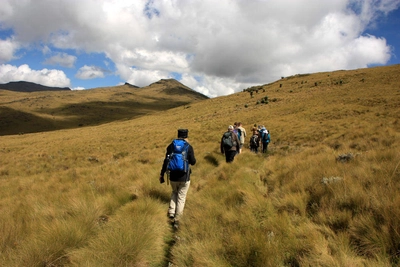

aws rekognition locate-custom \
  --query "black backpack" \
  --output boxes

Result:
[250,134,259,147]
[222,131,235,148]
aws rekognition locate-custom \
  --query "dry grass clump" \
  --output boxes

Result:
[68,198,170,266]
[1,64,399,266]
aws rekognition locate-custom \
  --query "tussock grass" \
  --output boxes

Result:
[69,199,169,266]
[1,65,400,266]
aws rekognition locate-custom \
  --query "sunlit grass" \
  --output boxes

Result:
[1,65,399,266]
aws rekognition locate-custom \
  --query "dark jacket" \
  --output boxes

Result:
[250,132,261,148]
[160,139,196,182]
[220,131,240,153]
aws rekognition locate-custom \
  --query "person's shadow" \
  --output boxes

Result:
[204,153,219,167]
[147,189,170,203]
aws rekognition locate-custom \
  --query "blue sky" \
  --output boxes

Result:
[367,6,400,66]
[0,0,399,97]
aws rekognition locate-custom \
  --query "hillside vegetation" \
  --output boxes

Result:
[0,65,399,266]
[0,79,208,136]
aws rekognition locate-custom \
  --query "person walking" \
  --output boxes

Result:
[260,126,271,153]
[159,129,196,229]
[220,125,240,163]
[237,122,247,153]
[249,127,260,153]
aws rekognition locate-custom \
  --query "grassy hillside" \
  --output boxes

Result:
[0,65,399,266]
[0,81,71,92]
[0,79,208,136]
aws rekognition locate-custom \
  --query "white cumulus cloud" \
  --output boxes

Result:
[72,86,85,90]
[44,52,77,68]
[121,66,169,87]
[0,0,399,97]
[0,37,20,63]
[75,65,106,79]
[0,64,70,87]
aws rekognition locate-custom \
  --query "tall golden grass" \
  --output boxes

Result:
[1,65,399,266]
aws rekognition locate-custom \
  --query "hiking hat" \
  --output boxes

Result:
[228,125,234,131]
[178,129,188,138]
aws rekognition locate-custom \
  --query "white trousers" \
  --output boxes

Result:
[168,180,190,220]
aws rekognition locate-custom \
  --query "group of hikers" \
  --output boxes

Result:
[158,124,270,229]
[220,122,271,163]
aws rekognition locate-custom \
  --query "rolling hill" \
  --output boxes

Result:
[0,79,208,135]
[0,81,71,92]
[0,64,399,266]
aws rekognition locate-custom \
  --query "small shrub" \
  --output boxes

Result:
[261,98,269,104]
[88,156,99,163]
[336,153,354,163]
[113,152,129,160]
[0,168,9,176]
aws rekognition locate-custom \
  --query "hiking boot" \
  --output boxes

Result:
[173,221,179,230]
[168,214,175,219]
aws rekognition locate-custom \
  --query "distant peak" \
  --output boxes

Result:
[150,79,185,87]
[124,82,140,88]
[147,78,209,99]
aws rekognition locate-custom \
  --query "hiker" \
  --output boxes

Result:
[260,126,271,153]
[159,129,196,229]
[233,122,239,154]
[237,122,247,153]
[249,127,260,153]
[233,122,239,137]
[220,125,240,163]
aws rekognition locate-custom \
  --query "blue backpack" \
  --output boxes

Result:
[167,139,190,172]
[260,128,271,143]
[237,128,242,141]
[262,131,270,143]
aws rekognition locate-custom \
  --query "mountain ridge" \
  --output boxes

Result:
[0,81,71,92]
[0,78,208,135]
[0,79,205,98]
